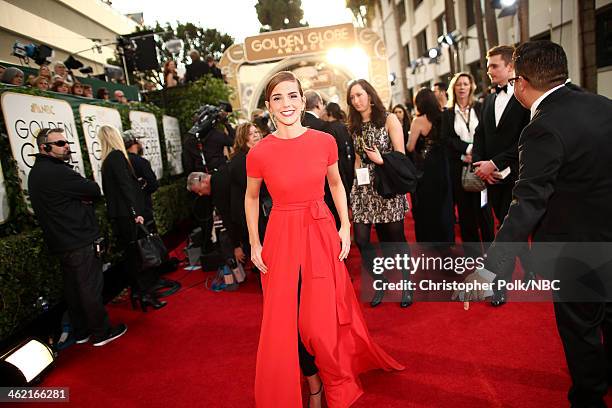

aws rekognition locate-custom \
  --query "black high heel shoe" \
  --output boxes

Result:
[370,277,388,307]
[308,383,323,408]
[400,288,413,308]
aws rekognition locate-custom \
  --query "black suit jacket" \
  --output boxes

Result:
[101,150,144,219]
[472,92,530,183]
[486,87,612,274]
[324,120,355,197]
[184,60,210,83]
[303,112,328,132]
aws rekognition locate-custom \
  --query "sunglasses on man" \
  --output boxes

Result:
[44,140,72,147]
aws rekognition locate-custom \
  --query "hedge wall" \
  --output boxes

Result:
[0,80,228,341]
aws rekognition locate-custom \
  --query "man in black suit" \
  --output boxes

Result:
[456,41,612,408]
[303,90,328,131]
[472,45,532,305]
[184,50,209,83]
[29,128,127,347]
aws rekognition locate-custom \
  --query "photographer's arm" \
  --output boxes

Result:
[245,176,267,272]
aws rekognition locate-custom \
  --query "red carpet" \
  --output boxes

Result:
[26,214,612,408]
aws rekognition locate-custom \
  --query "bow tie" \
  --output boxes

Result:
[495,84,508,94]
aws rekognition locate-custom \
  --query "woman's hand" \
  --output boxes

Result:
[134,216,144,224]
[251,242,268,273]
[234,246,246,264]
[338,224,351,261]
[364,145,384,165]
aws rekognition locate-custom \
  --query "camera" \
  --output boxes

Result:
[188,101,233,140]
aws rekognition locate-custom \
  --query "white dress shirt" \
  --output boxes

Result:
[454,104,479,147]
[529,84,566,120]
[494,83,514,126]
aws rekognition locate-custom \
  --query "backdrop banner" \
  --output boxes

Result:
[0,92,85,197]
[79,104,123,191]
[0,163,9,224]
[129,110,163,179]
[162,115,183,175]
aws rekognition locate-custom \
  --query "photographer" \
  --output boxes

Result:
[28,128,127,347]
[187,171,242,278]
[182,103,235,254]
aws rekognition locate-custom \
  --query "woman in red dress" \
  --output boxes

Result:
[245,71,404,408]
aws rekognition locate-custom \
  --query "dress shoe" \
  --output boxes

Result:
[491,289,507,307]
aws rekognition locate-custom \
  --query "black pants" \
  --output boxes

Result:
[451,165,495,254]
[487,183,513,225]
[298,272,318,376]
[193,194,214,253]
[58,244,110,339]
[354,220,408,280]
[554,302,612,407]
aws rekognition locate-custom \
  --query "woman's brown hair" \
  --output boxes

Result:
[230,122,256,158]
[346,79,386,136]
[264,71,303,102]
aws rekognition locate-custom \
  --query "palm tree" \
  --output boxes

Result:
[444,0,458,74]
[579,0,597,92]
[484,0,499,47]
[517,0,529,43]
[390,0,409,103]
[474,0,490,92]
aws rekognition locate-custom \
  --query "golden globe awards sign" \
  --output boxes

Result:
[0,164,9,224]
[129,111,163,179]
[0,92,85,195]
[79,104,123,190]
[244,23,356,63]
[162,115,183,175]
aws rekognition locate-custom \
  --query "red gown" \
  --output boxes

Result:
[247,129,404,408]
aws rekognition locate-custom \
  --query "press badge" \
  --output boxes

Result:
[356,167,370,186]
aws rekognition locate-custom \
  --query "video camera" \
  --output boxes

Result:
[188,101,233,140]
[12,41,54,65]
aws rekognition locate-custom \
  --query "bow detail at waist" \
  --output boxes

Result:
[273,200,329,222]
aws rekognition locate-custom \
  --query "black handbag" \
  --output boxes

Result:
[136,224,168,270]
[373,151,419,198]
[461,164,486,192]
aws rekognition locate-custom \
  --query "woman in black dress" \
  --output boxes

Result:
[391,103,412,149]
[98,125,166,311]
[407,88,455,244]
[228,122,269,264]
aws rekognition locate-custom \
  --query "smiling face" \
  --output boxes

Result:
[265,80,305,127]
[348,83,371,117]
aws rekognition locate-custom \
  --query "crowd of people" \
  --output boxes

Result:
[18,38,612,407]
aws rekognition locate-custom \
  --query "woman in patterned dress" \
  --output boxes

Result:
[347,79,412,308]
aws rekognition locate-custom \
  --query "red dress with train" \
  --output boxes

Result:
[247,129,404,408]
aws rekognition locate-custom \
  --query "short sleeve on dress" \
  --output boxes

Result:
[326,134,338,166]
[246,148,263,178]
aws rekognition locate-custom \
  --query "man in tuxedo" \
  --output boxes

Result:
[456,41,612,408]
[472,45,532,306]
[303,90,328,131]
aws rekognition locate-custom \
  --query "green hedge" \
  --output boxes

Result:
[0,178,191,341]
[0,83,219,342]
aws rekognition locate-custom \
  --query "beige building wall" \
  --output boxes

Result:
[0,0,140,76]
[373,0,611,104]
